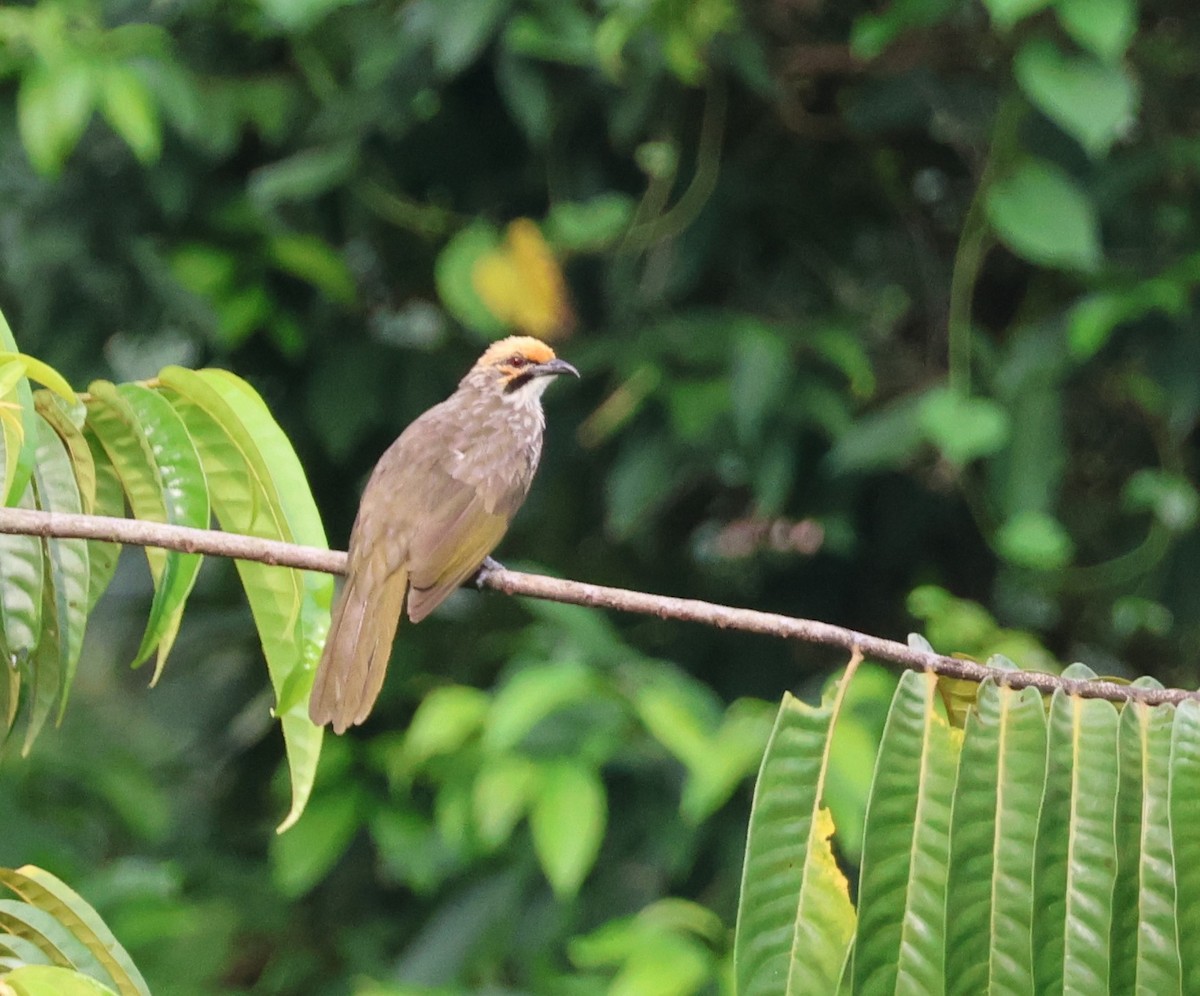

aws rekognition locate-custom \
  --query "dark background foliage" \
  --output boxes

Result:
[1,0,1196,991]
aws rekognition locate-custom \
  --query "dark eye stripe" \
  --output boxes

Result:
[504,371,535,393]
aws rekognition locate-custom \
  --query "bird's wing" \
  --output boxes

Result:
[405,468,512,622]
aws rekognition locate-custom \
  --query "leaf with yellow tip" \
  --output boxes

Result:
[472,219,574,340]
[735,656,861,995]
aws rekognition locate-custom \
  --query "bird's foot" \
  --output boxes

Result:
[475,556,506,587]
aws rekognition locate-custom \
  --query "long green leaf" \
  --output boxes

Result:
[1112,681,1181,993]
[0,866,149,996]
[1,964,119,995]
[1170,700,1200,994]
[35,393,96,514]
[0,929,53,965]
[28,418,89,736]
[0,483,44,668]
[118,383,208,679]
[734,668,858,996]
[946,681,1047,995]
[0,313,39,510]
[85,381,207,675]
[157,366,330,831]
[82,433,124,613]
[1033,669,1121,994]
[1,657,19,743]
[852,669,960,996]
[0,900,104,977]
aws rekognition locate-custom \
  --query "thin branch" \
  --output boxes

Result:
[0,507,1195,708]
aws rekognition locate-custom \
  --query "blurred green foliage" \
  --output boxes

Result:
[0,0,1198,991]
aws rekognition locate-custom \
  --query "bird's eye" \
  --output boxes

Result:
[508,354,528,368]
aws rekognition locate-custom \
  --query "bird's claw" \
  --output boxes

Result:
[475,556,505,587]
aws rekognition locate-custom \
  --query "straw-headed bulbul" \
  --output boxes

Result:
[309,336,578,732]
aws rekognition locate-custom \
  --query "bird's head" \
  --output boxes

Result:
[469,335,579,404]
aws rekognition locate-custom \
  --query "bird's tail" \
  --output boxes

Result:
[308,565,408,733]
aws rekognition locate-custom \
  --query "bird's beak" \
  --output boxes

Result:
[533,357,579,379]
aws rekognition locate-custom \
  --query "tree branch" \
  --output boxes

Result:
[0,507,1194,707]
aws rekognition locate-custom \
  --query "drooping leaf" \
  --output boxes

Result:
[1110,696,1181,994]
[84,381,208,677]
[0,899,104,979]
[0,322,39,509]
[1033,674,1121,994]
[0,484,44,676]
[945,681,1047,994]
[852,669,961,994]
[734,673,858,996]
[28,418,89,732]
[82,432,125,613]
[529,759,606,898]
[156,366,331,832]
[0,964,119,995]
[1171,701,1200,994]
[34,394,95,515]
[0,866,150,996]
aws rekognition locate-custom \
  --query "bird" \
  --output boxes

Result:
[308,335,578,733]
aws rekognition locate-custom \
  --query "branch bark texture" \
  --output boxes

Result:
[1,506,1193,708]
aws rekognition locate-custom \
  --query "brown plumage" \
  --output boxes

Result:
[309,336,578,733]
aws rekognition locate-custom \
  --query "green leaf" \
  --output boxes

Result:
[853,670,960,994]
[985,160,1101,272]
[680,699,773,823]
[946,681,1047,995]
[85,382,207,677]
[1055,0,1135,61]
[0,354,78,407]
[1014,39,1137,157]
[918,387,1010,465]
[1033,686,1121,994]
[483,661,600,752]
[29,419,89,732]
[544,194,636,251]
[270,789,362,897]
[0,337,39,511]
[254,0,358,31]
[0,899,106,980]
[434,222,506,336]
[529,760,606,897]
[82,435,124,613]
[404,685,490,768]
[1067,280,1189,359]
[248,143,358,205]
[1123,469,1199,532]
[731,327,793,444]
[995,510,1075,570]
[734,685,857,996]
[1,965,119,996]
[1171,701,1200,994]
[827,392,926,474]
[1111,699,1181,994]
[0,484,44,673]
[98,64,161,164]
[266,234,356,304]
[980,0,1052,31]
[472,753,538,850]
[157,366,331,832]
[16,60,95,176]
[0,865,150,996]
[35,395,95,515]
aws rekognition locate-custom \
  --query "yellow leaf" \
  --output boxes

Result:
[472,219,574,340]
